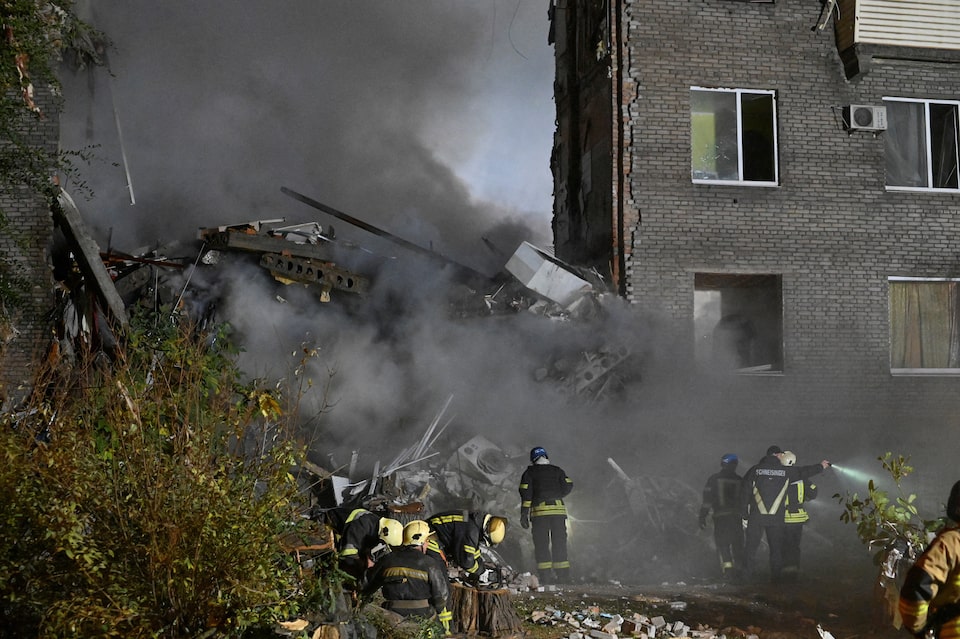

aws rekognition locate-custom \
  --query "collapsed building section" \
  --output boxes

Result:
[198,219,370,302]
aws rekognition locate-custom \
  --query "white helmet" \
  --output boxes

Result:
[780,451,797,466]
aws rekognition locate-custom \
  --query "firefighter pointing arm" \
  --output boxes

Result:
[519,446,574,584]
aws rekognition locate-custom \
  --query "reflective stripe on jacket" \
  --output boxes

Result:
[519,463,573,519]
[784,479,818,524]
[900,524,960,639]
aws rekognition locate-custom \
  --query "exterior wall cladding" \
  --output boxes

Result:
[0,91,56,404]
[551,0,960,482]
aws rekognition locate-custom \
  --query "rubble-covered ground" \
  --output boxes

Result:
[513,565,902,639]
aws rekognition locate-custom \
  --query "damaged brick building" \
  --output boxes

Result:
[549,0,960,474]
[0,90,58,404]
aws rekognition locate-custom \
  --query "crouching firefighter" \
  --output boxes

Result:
[363,520,453,634]
[900,481,960,639]
[426,510,507,583]
[322,506,403,584]
[519,446,574,584]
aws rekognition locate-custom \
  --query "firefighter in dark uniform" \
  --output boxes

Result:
[323,506,403,584]
[426,510,507,581]
[519,446,574,584]
[741,445,829,582]
[780,451,818,581]
[698,453,745,578]
[362,519,452,634]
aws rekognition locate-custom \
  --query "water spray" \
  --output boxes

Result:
[828,462,874,484]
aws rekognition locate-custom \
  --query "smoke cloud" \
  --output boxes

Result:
[55,1,945,584]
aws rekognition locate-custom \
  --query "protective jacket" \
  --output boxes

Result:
[427,510,486,575]
[784,478,818,524]
[742,455,822,525]
[362,545,452,629]
[325,507,382,561]
[900,523,960,639]
[699,466,743,521]
[519,463,573,521]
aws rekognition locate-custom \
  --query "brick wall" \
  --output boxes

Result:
[0,90,57,405]
[616,0,960,478]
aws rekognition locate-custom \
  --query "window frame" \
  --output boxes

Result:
[884,97,960,193]
[690,86,780,187]
[888,276,960,376]
[694,272,784,374]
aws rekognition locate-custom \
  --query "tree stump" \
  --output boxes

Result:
[450,583,523,637]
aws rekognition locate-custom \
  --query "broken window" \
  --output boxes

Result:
[694,273,783,372]
[885,98,960,191]
[690,88,778,186]
[889,278,960,372]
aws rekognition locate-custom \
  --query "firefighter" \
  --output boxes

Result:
[362,519,452,634]
[322,506,403,584]
[741,445,829,582]
[426,510,507,582]
[900,480,960,639]
[780,451,818,581]
[519,446,574,584]
[698,453,745,578]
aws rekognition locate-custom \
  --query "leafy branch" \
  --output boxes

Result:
[833,452,942,564]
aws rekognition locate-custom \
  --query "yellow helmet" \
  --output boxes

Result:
[780,451,797,467]
[402,520,433,546]
[483,514,507,545]
[379,517,403,547]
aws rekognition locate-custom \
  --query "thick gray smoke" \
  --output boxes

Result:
[56,2,918,585]
[59,1,554,274]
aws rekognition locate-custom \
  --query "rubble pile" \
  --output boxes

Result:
[525,600,752,639]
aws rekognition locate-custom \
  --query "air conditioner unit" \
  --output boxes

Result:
[844,105,887,132]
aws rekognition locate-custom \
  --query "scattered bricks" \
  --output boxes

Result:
[588,606,602,616]
[621,619,639,635]
[589,630,618,639]
[644,623,657,637]
[569,633,585,639]
[652,616,667,628]
[603,614,625,634]
[531,610,549,623]
[672,621,686,634]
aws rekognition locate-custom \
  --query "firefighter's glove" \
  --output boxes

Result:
[698,515,707,530]
[520,514,530,529]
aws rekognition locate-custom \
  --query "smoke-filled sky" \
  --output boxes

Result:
[56,0,635,469]
[59,1,555,274]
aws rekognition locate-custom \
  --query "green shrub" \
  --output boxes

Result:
[833,452,942,563]
[0,314,338,637]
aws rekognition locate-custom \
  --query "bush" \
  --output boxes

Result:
[0,314,338,637]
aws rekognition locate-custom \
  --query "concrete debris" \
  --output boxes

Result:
[505,241,594,309]
[44,197,639,414]
[525,601,838,639]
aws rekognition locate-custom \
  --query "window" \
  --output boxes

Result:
[889,278,960,372]
[691,88,778,186]
[885,98,960,192]
[694,273,783,372]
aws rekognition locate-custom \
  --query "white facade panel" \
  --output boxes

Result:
[856,0,960,49]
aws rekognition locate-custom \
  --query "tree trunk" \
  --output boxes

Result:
[450,583,523,637]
